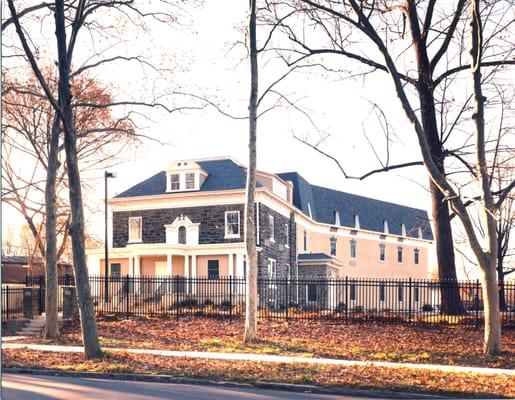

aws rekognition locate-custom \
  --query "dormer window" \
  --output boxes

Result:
[307,202,312,218]
[354,214,360,229]
[185,173,195,189]
[418,227,423,239]
[383,219,389,234]
[170,174,180,191]
[334,211,341,226]
[401,223,407,237]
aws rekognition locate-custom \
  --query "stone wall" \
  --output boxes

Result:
[256,203,296,279]
[113,204,245,247]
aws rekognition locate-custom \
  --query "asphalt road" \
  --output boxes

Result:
[1,373,372,400]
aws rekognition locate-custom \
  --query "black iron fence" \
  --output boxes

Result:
[14,275,515,327]
[1,286,25,322]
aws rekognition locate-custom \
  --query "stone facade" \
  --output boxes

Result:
[257,203,297,279]
[113,204,245,247]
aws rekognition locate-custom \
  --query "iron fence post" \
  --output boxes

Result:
[176,275,180,321]
[408,278,412,323]
[345,276,348,324]
[6,286,10,320]
[39,275,44,314]
[229,275,233,321]
[125,274,130,319]
[286,277,289,322]
[475,279,480,329]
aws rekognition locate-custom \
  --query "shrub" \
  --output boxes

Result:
[335,302,347,312]
[179,298,198,307]
[203,299,214,306]
[351,306,364,313]
[422,304,434,312]
[220,299,232,308]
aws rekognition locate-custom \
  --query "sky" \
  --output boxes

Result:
[2,0,441,270]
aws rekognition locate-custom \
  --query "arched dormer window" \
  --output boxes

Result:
[178,226,187,244]
[354,214,360,229]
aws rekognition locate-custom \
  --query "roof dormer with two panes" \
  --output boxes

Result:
[166,160,208,193]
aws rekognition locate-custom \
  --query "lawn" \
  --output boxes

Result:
[12,316,515,368]
[2,348,513,398]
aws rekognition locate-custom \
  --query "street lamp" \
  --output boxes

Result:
[104,171,115,303]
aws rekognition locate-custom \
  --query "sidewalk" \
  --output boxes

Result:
[3,341,513,376]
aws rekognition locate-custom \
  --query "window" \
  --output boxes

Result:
[185,173,195,189]
[110,263,121,277]
[414,285,419,302]
[128,216,142,242]
[330,237,337,256]
[225,211,240,237]
[350,239,357,259]
[303,230,307,251]
[379,282,385,302]
[267,258,277,279]
[207,260,219,279]
[269,214,275,241]
[178,226,187,244]
[398,283,404,302]
[307,284,317,301]
[397,246,403,263]
[414,248,420,265]
[350,282,356,301]
[379,243,386,261]
[284,223,289,246]
[170,174,180,190]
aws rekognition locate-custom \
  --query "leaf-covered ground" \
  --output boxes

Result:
[3,348,513,398]
[14,317,514,368]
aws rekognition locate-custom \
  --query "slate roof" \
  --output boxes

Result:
[298,253,335,261]
[278,172,433,240]
[115,159,252,198]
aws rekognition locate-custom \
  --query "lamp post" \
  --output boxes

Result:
[104,171,115,303]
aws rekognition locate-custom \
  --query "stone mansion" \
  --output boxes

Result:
[86,157,434,281]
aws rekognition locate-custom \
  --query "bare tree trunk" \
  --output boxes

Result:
[54,0,102,359]
[44,116,61,339]
[497,259,506,312]
[244,0,259,344]
[470,0,501,355]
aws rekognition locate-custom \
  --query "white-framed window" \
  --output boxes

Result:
[414,248,420,265]
[267,258,277,279]
[379,243,386,262]
[269,214,275,241]
[225,211,240,238]
[350,239,357,259]
[284,223,289,247]
[185,173,195,189]
[170,174,180,191]
[330,237,337,256]
[128,216,142,243]
[397,246,403,263]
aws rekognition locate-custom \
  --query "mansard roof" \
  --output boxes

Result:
[115,158,251,198]
[277,172,433,241]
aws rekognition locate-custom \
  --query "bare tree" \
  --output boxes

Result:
[267,0,515,317]
[244,0,259,344]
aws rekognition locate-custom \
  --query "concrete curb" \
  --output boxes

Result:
[3,367,455,398]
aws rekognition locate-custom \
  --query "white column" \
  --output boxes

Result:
[166,254,173,275]
[235,253,244,278]
[228,253,234,277]
[184,255,190,294]
[191,255,197,294]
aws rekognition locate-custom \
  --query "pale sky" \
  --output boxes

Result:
[3,0,438,268]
